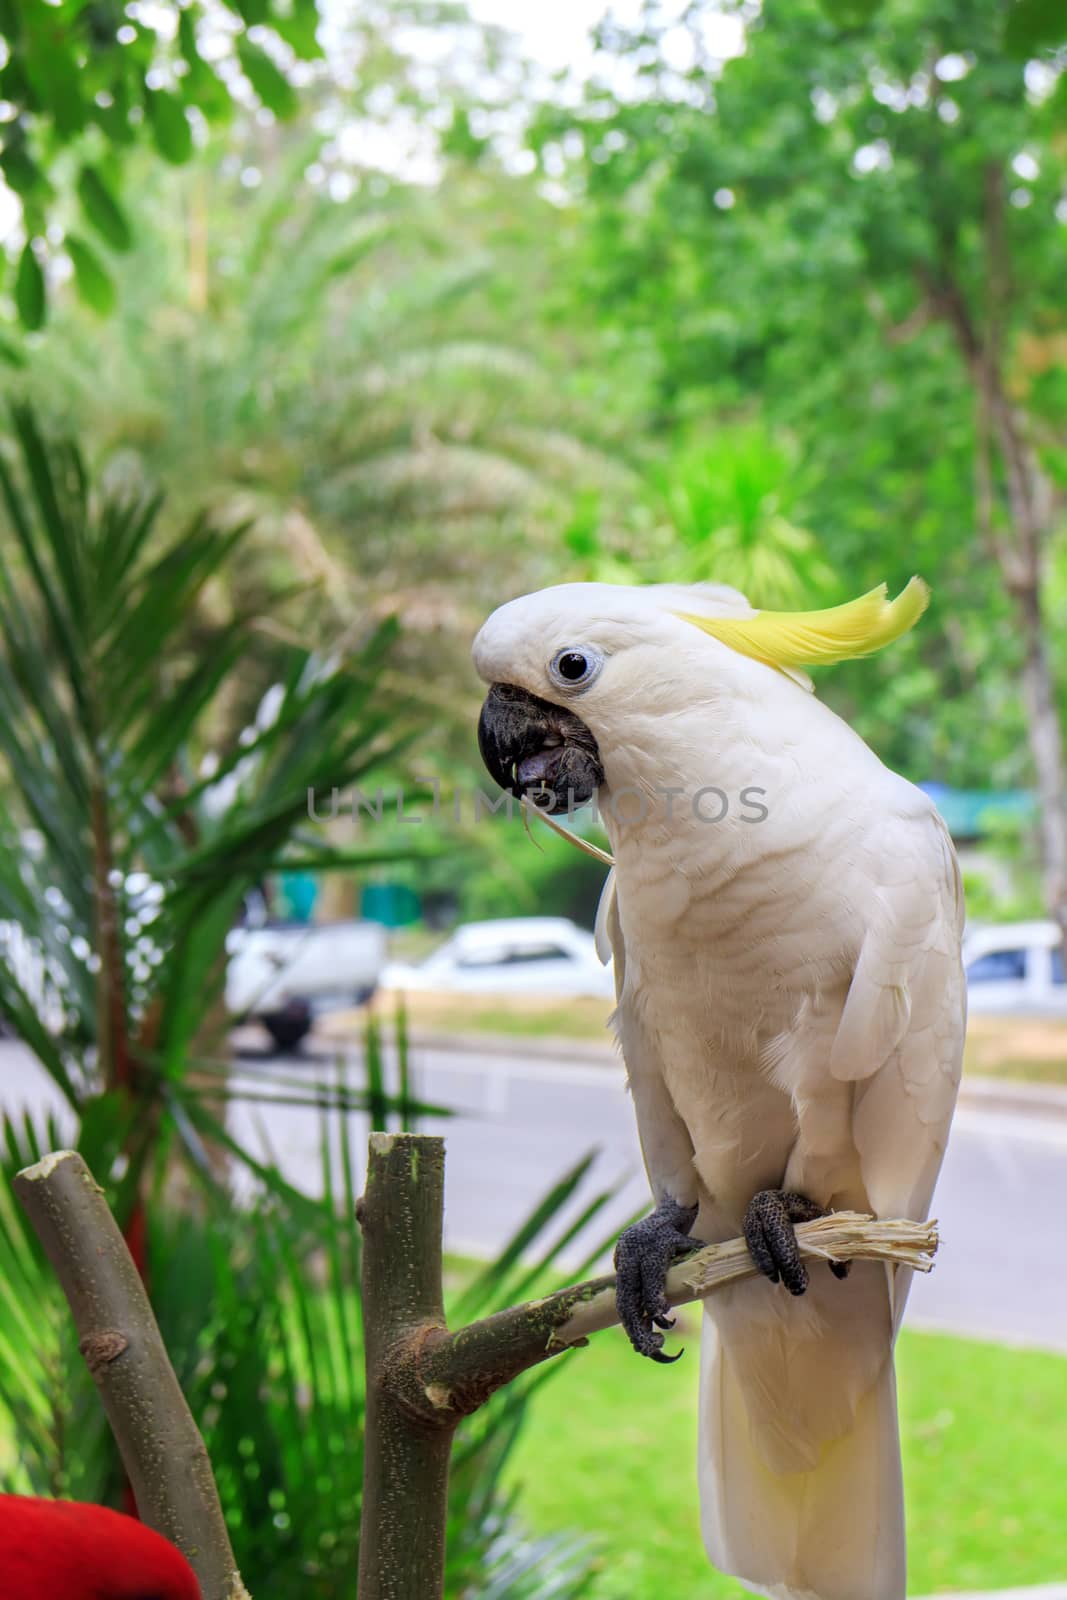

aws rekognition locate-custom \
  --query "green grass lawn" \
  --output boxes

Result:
[962,1015,1067,1086]
[355,990,615,1043]
[506,1320,1067,1598]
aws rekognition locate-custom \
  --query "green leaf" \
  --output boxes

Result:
[144,88,194,164]
[0,332,26,369]
[22,26,86,141]
[815,0,882,21]
[177,8,234,122]
[0,58,33,115]
[1004,0,1067,55]
[92,73,135,146]
[0,1,23,45]
[181,67,234,124]
[237,39,299,119]
[227,0,270,23]
[177,4,203,65]
[76,164,132,253]
[66,235,115,316]
[0,141,46,200]
[270,0,323,61]
[14,242,44,331]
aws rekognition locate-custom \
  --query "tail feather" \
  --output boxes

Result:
[698,1270,905,1600]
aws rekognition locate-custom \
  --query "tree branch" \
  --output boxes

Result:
[13,1150,250,1600]
[413,1196,936,1426]
[866,287,936,346]
[357,1133,939,1600]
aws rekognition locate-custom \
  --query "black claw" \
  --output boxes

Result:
[614,1197,700,1363]
[743,1189,828,1296]
[743,1217,780,1283]
[650,1346,685,1364]
[829,1259,851,1280]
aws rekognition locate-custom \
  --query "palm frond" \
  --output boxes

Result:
[0,407,411,1107]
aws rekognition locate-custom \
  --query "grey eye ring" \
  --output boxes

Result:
[548,646,604,691]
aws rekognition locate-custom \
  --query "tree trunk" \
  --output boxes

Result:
[15,1151,249,1600]
[925,166,1067,952]
[983,380,1067,945]
[1014,578,1067,935]
[357,1134,456,1600]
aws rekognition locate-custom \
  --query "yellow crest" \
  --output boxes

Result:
[675,577,929,671]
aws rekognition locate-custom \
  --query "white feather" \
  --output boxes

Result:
[472,582,966,1600]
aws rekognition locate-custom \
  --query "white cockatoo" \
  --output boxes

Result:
[473,578,965,1600]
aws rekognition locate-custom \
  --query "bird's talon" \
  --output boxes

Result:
[614,1197,699,1362]
[744,1188,827,1296]
[829,1259,851,1280]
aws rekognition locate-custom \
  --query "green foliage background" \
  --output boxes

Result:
[1,0,1066,1594]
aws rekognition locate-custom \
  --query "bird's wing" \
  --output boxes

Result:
[593,865,618,970]
[832,806,965,1228]
[598,865,706,1207]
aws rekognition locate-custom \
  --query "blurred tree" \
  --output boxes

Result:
[648,425,837,605]
[531,0,1067,927]
[0,406,417,1218]
[0,0,321,329]
[0,1,661,937]
[15,120,643,776]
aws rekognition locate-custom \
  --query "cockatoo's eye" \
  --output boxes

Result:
[548,647,603,690]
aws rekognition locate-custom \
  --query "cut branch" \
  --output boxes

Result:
[357,1131,452,1600]
[358,1133,939,1600]
[14,1150,249,1600]
[405,1200,937,1426]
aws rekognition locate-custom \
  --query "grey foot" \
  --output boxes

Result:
[743,1189,829,1295]
[614,1197,701,1363]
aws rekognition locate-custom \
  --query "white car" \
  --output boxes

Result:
[226,916,386,1048]
[963,919,1067,1014]
[380,917,615,999]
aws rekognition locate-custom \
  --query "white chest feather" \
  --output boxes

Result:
[597,703,964,1231]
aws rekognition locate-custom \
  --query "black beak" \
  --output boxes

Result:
[477,683,604,810]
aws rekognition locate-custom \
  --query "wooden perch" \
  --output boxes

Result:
[357,1131,939,1600]
[14,1150,250,1600]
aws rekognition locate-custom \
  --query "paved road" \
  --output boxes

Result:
[3,1037,1066,1352]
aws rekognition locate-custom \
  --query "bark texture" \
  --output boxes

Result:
[357,1133,455,1600]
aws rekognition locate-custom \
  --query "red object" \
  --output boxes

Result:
[123,1199,149,1283]
[0,1495,201,1599]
